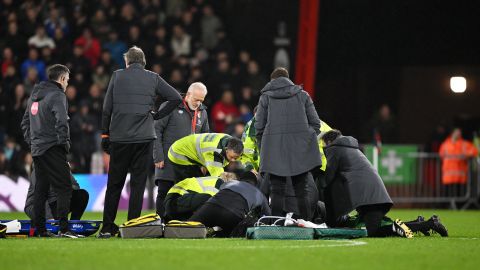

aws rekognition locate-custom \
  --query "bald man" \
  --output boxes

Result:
[153,82,210,217]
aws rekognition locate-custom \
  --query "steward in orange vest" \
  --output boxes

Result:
[439,129,478,185]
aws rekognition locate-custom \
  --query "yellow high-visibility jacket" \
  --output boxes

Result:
[167,176,223,196]
[318,120,333,171]
[239,118,259,171]
[168,133,231,177]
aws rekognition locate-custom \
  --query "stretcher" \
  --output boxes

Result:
[0,220,101,237]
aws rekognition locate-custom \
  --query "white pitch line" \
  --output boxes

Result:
[164,240,368,249]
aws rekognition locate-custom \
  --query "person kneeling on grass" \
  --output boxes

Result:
[322,130,448,238]
[24,165,89,222]
[164,172,237,221]
[189,171,271,237]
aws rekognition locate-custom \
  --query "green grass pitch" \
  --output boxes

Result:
[1,209,480,270]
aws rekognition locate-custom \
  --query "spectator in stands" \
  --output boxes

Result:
[151,44,169,70]
[237,86,257,111]
[171,24,192,57]
[181,10,201,45]
[364,104,398,144]
[66,85,78,116]
[104,32,127,68]
[153,25,169,47]
[28,25,56,49]
[245,60,267,95]
[4,21,27,58]
[44,7,69,38]
[53,26,72,63]
[74,28,101,67]
[236,50,251,78]
[21,7,40,38]
[208,59,234,97]
[213,29,234,58]
[90,9,111,43]
[1,47,16,78]
[92,65,110,90]
[169,68,187,91]
[99,50,116,73]
[0,149,7,175]
[70,101,97,173]
[67,45,91,82]
[23,67,39,96]
[239,104,253,124]
[7,84,28,146]
[211,90,240,132]
[2,65,21,95]
[127,25,150,55]
[117,2,139,40]
[40,47,55,67]
[21,48,46,81]
[68,7,85,37]
[439,128,478,193]
[201,5,222,50]
[85,83,104,128]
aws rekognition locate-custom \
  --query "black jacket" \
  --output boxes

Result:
[21,81,70,157]
[323,136,393,224]
[208,180,271,218]
[255,77,321,176]
[102,64,182,143]
[153,101,209,181]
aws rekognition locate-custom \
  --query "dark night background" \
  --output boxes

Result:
[221,0,480,145]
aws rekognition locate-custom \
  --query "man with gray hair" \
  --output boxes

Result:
[99,46,182,238]
[153,82,210,217]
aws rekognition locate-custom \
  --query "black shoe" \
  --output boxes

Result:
[393,219,414,239]
[37,230,58,238]
[112,224,120,237]
[97,231,112,239]
[429,215,448,237]
[59,231,85,238]
[415,216,431,236]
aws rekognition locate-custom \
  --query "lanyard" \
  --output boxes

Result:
[183,99,198,134]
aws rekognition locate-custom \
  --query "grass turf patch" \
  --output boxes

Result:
[1,209,479,270]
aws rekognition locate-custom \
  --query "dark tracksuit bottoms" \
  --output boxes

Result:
[102,142,153,233]
[50,189,89,220]
[33,145,72,233]
[270,172,311,220]
[356,204,436,237]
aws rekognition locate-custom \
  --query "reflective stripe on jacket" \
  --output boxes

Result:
[239,119,259,171]
[167,176,223,196]
[168,133,231,176]
[439,137,478,184]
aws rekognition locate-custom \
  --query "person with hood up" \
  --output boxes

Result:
[254,67,321,220]
[322,129,448,238]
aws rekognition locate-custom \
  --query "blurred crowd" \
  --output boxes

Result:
[0,0,268,175]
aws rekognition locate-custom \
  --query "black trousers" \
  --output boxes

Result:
[155,180,174,217]
[25,189,89,221]
[189,203,243,237]
[102,142,152,233]
[270,172,311,220]
[33,146,72,233]
[164,193,211,221]
[50,189,89,220]
[357,204,394,237]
